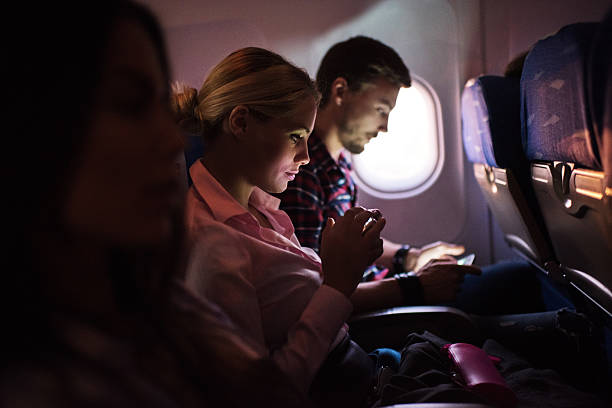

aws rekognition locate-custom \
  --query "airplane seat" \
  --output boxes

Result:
[520,21,612,322]
[461,75,604,391]
[587,9,612,248]
[182,131,206,187]
[461,75,555,269]
[587,8,612,389]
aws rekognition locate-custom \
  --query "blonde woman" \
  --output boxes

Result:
[174,47,387,405]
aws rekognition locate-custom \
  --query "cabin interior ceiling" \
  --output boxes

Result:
[140,0,611,264]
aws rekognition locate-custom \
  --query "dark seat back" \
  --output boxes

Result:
[182,131,206,186]
[461,75,554,266]
[588,10,612,249]
[521,22,612,319]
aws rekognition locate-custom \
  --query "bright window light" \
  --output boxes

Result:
[352,77,443,198]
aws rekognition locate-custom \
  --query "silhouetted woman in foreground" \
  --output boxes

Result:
[1,2,306,407]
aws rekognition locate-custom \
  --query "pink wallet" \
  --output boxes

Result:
[443,343,517,408]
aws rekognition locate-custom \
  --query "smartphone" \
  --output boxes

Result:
[362,216,376,235]
[362,210,382,235]
[456,253,475,266]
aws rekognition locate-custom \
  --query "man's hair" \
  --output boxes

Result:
[504,50,529,78]
[316,36,411,107]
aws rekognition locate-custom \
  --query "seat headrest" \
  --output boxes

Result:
[184,132,206,186]
[461,75,521,168]
[521,22,601,169]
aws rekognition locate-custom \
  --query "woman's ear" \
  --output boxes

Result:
[227,105,249,139]
[331,77,348,107]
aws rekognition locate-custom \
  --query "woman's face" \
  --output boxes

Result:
[244,97,317,194]
[64,19,184,247]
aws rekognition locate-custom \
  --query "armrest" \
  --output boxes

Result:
[382,404,493,408]
[348,306,481,351]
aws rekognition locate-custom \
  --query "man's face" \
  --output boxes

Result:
[337,78,400,154]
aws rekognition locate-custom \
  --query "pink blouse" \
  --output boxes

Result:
[184,159,352,392]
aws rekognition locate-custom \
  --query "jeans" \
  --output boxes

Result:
[448,259,546,315]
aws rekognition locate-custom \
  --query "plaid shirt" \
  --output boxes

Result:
[277,132,357,253]
[278,133,389,281]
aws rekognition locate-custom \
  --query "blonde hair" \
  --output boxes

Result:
[171,47,320,139]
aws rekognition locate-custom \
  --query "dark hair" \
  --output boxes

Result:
[504,50,529,78]
[316,36,411,107]
[3,0,171,360]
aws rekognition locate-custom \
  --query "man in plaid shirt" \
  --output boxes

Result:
[277,36,543,313]
[277,36,471,302]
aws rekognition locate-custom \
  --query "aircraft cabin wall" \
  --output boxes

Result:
[141,0,611,265]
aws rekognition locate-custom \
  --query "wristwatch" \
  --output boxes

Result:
[392,244,411,274]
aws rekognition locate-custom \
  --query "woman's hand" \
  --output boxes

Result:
[320,207,386,298]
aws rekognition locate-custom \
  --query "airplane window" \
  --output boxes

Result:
[351,77,443,199]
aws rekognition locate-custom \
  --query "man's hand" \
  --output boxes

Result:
[405,241,465,272]
[320,207,386,298]
[414,256,481,304]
